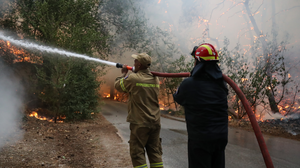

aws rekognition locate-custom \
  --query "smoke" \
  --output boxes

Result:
[102,1,300,72]
[136,0,300,52]
[100,0,300,75]
[0,58,24,149]
[139,0,300,104]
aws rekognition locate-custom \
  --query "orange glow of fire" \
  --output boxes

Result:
[1,40,43,64]
[241,78,248,82]
[28,111,65,123]
[277,100,300,115]
[255,114,264,122]
[102,93,110,98]
[159,102,169,111]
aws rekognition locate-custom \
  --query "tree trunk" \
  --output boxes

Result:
[244,0,280,113]
[110,82,115,100]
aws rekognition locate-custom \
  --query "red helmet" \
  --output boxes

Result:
[194,43,219,62]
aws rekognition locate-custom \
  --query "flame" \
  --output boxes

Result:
[28,111,65,123]
[0,40,42,64]
[29,111,38,117]
[241,78,248,82]
[102,93,110,98]
[159,102,169,111]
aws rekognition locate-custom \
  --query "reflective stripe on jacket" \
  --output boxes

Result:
[114,69,160,125]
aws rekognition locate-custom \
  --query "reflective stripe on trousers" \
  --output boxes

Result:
[134,162,164,168]
[150,162,164,167]
[134,164,147,168]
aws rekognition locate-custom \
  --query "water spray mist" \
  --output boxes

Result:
[0,32,120,67]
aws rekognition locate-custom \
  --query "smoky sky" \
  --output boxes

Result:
[0,58,24,149]
[137,0,300,56]
[103,0,300,90]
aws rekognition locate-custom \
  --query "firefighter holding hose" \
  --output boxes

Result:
[173,43,229,168]
[114,53,164,168]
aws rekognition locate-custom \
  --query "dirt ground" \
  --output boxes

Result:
[0,113,132,168]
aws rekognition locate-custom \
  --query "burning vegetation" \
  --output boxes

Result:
[27,109,66,123]
[0,36,102,122]
[0,40,42,64]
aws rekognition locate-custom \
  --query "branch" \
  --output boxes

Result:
[266,6,300,23]
[285,85,298,116]
[209,0,226,21]
[253,0,264,14]
[218,1,244,19]
[228,110,238,119]
[227,10,242,21]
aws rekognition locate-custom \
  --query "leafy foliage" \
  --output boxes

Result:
[60,61,102,120]
[98,0,148,52]
[0,0,109,121]
[160,55,194,109]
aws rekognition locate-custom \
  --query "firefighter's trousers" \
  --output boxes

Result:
[188,138,227,168]
[129,123,163,168]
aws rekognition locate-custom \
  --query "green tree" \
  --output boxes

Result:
[61,61,102,120]
[1,0,109,121]
[98,0,148,53]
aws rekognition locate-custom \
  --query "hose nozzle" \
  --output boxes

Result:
[116,63,134,71]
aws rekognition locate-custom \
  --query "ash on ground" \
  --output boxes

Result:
[229,114,300,141]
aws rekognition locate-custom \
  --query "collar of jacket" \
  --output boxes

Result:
[190,62,223,80]
[137,68,151,74]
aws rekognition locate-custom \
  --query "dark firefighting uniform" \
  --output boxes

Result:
[173,62,228,168]
[115,68,163,168]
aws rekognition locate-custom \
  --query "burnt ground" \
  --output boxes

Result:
[0,113,132,168]
[0,111,299,168]
[228,119,300,141]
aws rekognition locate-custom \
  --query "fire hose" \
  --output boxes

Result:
[116,63,274,168]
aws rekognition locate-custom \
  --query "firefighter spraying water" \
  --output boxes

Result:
[0,33,274,168]
[115,53,164,168]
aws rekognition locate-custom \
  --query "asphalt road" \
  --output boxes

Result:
[101,99,300,168]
